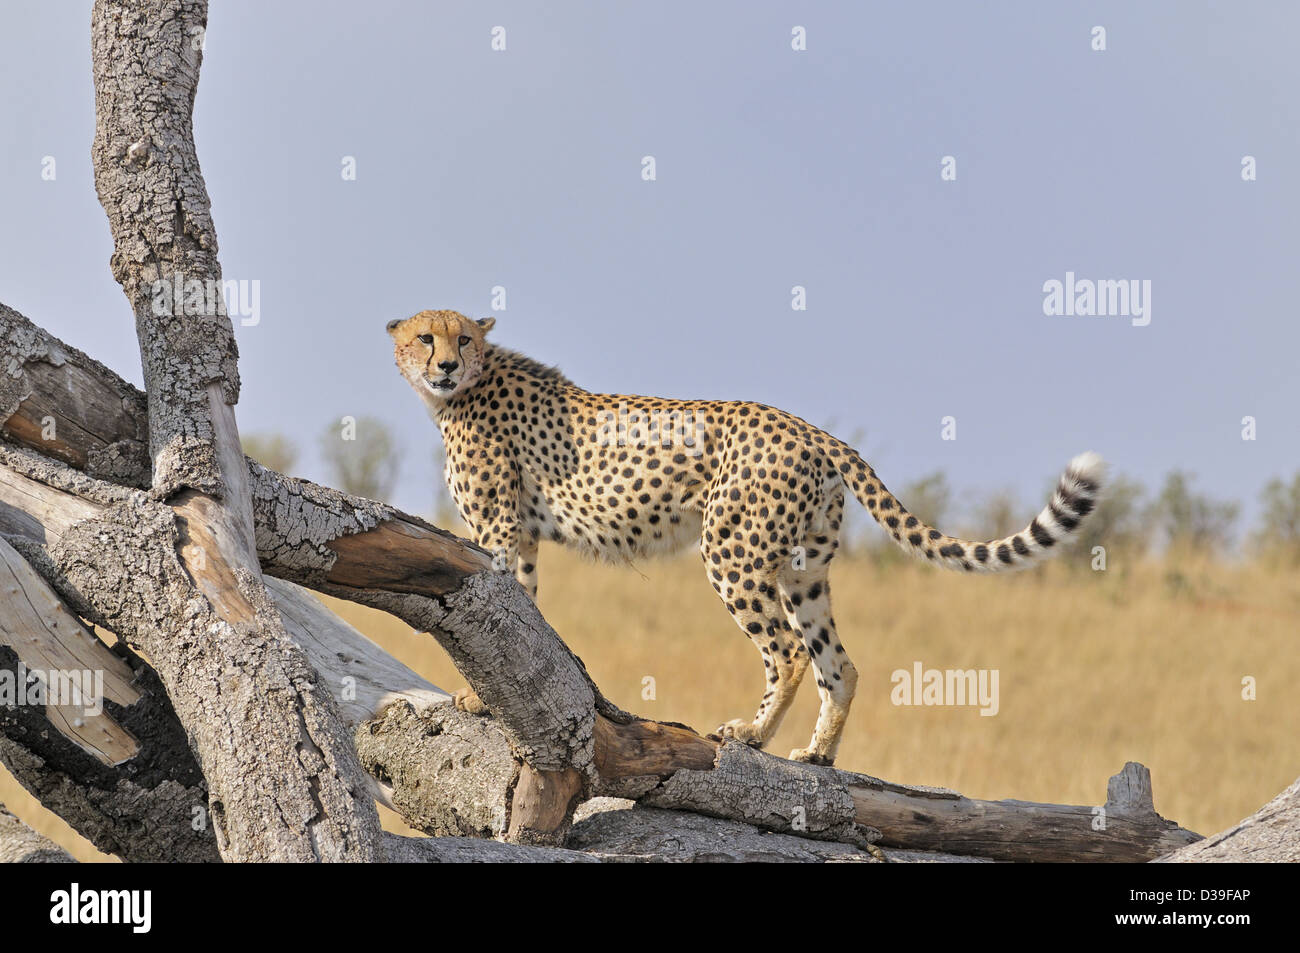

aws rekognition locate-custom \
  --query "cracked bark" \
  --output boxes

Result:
[0,802,75,863]
[358,695,1197,861]
[0,535,218,862]
[0,445,450,859]
[0,450,457,859]
[1155,775,1300,862]
[0,303,149,487]
[85,0,381,860]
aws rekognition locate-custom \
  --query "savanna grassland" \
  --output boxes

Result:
[6,542,1296,862]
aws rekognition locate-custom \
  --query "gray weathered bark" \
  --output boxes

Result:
[571,798,888,863]
[85,0,381,860]
[379,798,980,863]
[358,695,1197,862]
[0,532,218,862]
[0,802,75,863]
[0,303,149,487]
[1155,775,1300,863]
[356,699,516,840]
[0,444,448,858]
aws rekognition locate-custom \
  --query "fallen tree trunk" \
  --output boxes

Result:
[360,698,1198,862]
[0,303,150,488]
[570,798,934,863]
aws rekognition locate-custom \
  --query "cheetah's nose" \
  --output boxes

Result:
[438,360,459,373]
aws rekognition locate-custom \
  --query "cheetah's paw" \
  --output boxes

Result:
[716,719,766,747]
[788,746,834,766]
[454,686,489,716]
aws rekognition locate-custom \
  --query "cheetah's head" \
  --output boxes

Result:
[387,309,495,403]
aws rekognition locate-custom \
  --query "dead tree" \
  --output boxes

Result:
[0,0,1288,864]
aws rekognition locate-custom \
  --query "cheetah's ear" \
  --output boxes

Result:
[385,318,403,337]
[476,316,496,334]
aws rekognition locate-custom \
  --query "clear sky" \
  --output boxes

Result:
[3,1,1297,534]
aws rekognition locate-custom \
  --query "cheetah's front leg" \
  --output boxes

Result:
[515,532,539,600]
[453,462,527,716]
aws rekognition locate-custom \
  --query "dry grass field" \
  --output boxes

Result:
[5,544,1297,862]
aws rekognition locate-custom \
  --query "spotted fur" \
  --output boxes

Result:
[390,310,1106,764]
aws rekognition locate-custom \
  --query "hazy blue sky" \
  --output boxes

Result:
[3,1,1297,534]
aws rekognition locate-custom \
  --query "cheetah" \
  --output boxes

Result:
[388,309,1105,765]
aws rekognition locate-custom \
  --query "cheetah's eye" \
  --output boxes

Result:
[458,335,471,346]
[418,334,433,345]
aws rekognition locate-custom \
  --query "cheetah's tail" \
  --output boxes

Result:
[843,450,1106,573]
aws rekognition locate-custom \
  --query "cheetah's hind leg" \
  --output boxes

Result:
[703,553,809,749]
[780,572,857,766]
